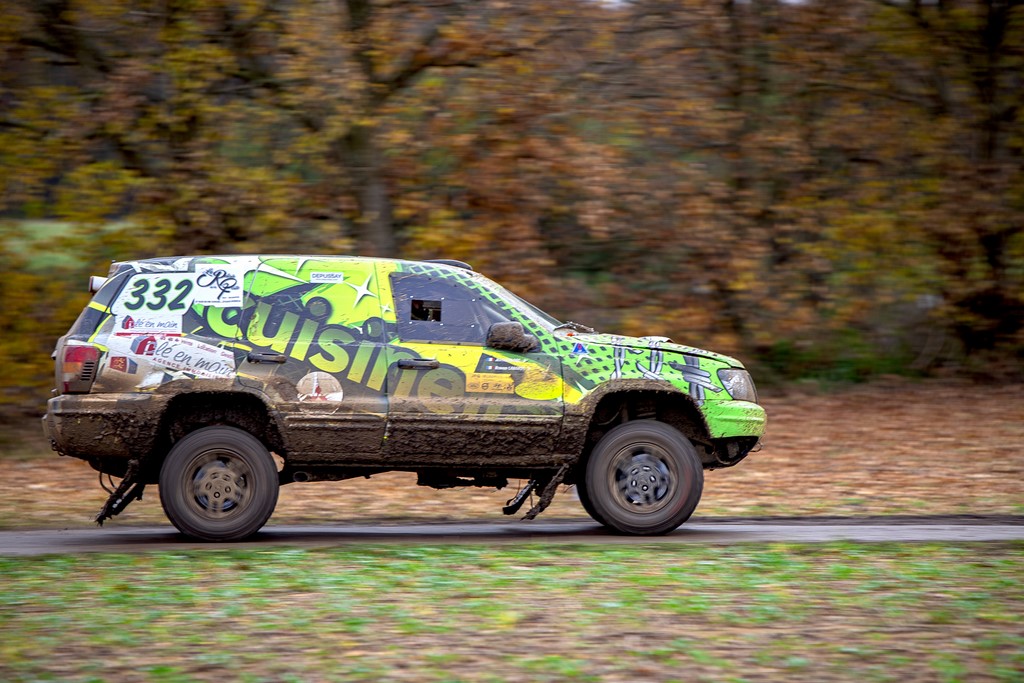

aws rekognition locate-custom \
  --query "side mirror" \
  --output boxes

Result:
[486,321,539,353]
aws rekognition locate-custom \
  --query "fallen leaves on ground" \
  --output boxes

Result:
[1,379,1020,529]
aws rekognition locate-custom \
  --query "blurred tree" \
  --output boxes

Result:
[1,0,302,252]
[564,0,1024,373]
[869,0,1024,357]
[0,0,1022,417]
[284,0,535,255]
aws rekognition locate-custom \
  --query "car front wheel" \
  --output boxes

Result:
[584,420,703,535]
[159,426,279,541]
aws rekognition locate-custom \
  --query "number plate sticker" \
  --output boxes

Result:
[112,274,196,320]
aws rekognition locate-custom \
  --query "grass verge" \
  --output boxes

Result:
[1,542,1022,682]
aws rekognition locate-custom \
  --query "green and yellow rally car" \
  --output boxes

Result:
[44,256,766,541]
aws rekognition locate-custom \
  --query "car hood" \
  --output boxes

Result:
[555,331,743,368]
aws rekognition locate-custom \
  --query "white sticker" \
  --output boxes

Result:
[297,372,344,401]
[194,265,244,307]
[114,314,182,335]
[111,274,196,316]
[108,334,235,379]
[310,272,345,283]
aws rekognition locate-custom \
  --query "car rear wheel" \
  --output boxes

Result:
[159,426,279,541]
[584,420,703,535]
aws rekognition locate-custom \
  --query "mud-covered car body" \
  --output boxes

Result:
[44,256,765,540]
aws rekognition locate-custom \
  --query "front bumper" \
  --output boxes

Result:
[702,399,767,439]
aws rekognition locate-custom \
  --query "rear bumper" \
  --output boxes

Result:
[43,393,167,462]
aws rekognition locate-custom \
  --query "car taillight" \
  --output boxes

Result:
[62,345,100,393]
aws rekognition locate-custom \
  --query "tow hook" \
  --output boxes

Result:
[503,479,537,515]
[522,463,570,521]
[501,463,572,520]
[95,458,146,525]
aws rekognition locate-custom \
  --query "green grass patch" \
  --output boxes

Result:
[0,542,1022,682]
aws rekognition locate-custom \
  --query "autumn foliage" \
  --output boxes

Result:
[1,0,1022,414]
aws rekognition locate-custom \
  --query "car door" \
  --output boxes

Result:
[381,266,563,462]
[238,256,389,463]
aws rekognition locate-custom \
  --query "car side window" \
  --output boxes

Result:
[390,273,506,344]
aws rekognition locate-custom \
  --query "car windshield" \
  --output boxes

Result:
[471,273,562,331]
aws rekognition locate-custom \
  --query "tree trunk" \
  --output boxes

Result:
[336,0,396,257]
[337,123,396,257]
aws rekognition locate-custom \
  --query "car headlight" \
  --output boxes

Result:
[717,368,758,402]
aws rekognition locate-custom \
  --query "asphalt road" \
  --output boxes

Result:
[1,516,1021,556]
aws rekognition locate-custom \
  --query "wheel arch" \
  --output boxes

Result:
[142,391,286,483]
[565,383,713,484]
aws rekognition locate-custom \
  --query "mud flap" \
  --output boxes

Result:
[95,458,146,526]
[522,463,570,521]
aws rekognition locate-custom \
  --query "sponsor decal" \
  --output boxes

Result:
[466,373,516,394]
[475,354,525,375]
[110,334,234,379]
[195,265,244,307]
[131,335,159,356]
[310,272,345,283]
[147,337,235,378]
[296,371,345,402]
[109,356,138,374]
[116,314,183,335]
[571,342,589,355]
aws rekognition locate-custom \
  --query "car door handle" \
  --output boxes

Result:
[397,358,440,370]
[247,351,288,364]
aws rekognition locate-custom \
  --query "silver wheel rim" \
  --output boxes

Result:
[608,444,676,513]
[187,452,251,518]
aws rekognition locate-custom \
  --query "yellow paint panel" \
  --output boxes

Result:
[375,261,401,323]
[398,342,567,403]
[514,365,563,401]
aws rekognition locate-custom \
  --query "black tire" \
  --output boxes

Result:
[584,420,703,535]
[159,426,279,541]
